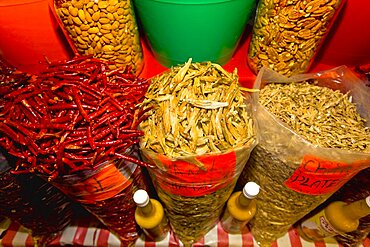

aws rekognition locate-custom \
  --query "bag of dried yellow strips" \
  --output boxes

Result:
[138,59,258,246]
[237,66,370,247]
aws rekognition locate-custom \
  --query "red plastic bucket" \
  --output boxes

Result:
[315,0,370,67]
[0,0,73,73]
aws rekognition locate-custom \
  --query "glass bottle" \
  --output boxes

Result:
[220,182,260,234]
[297,195,370,241]
[332,168,370,247]
[133,189,169,241]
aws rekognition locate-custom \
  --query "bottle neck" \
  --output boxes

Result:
[238,193,252,207]
[140,200,154,216]
[343,198,370,220]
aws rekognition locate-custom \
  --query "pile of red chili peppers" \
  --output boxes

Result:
[0,56,151,180]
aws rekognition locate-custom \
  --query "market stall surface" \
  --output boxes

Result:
[2,217,369,247]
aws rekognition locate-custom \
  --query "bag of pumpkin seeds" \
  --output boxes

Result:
[237,66,370,247]
[138,59,258,246]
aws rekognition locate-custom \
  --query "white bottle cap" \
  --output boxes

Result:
[243,182,260,199]
[133,189,150,207]
[366,195,370,208]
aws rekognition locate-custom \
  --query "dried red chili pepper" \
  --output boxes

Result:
[0,55,151,179]
[0,56,153,245]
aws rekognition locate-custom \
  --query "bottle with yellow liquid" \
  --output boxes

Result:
[133,189,169,241]
[297,195,370,241]
[220,181,260,234]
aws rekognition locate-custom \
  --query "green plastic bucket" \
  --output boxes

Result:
[134,0,256,67]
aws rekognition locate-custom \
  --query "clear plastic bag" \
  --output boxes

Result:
[142,144,257,246]
[53,0,144,75]
[49,150,148,246]
[138,60,258,246]
[237,66,370,246]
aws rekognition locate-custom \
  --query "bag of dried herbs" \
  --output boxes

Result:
[237,66,370,247]
[138,59,258,246]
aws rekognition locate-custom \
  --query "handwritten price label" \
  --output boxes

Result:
[284,155,369,195]
[157,152,237,197]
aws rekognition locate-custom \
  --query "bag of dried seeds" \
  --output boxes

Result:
[248,0,346,77]
[237,66,370,247]
[54,0,144,75]
[138,59,258,246]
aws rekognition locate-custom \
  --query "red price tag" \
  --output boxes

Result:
[156,152,237,197]
[284,155,369,195]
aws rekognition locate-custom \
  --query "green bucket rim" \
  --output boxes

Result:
[145,0,234,5]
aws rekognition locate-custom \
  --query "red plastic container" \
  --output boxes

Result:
[0,0,73,73]
[315,0,370,67]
